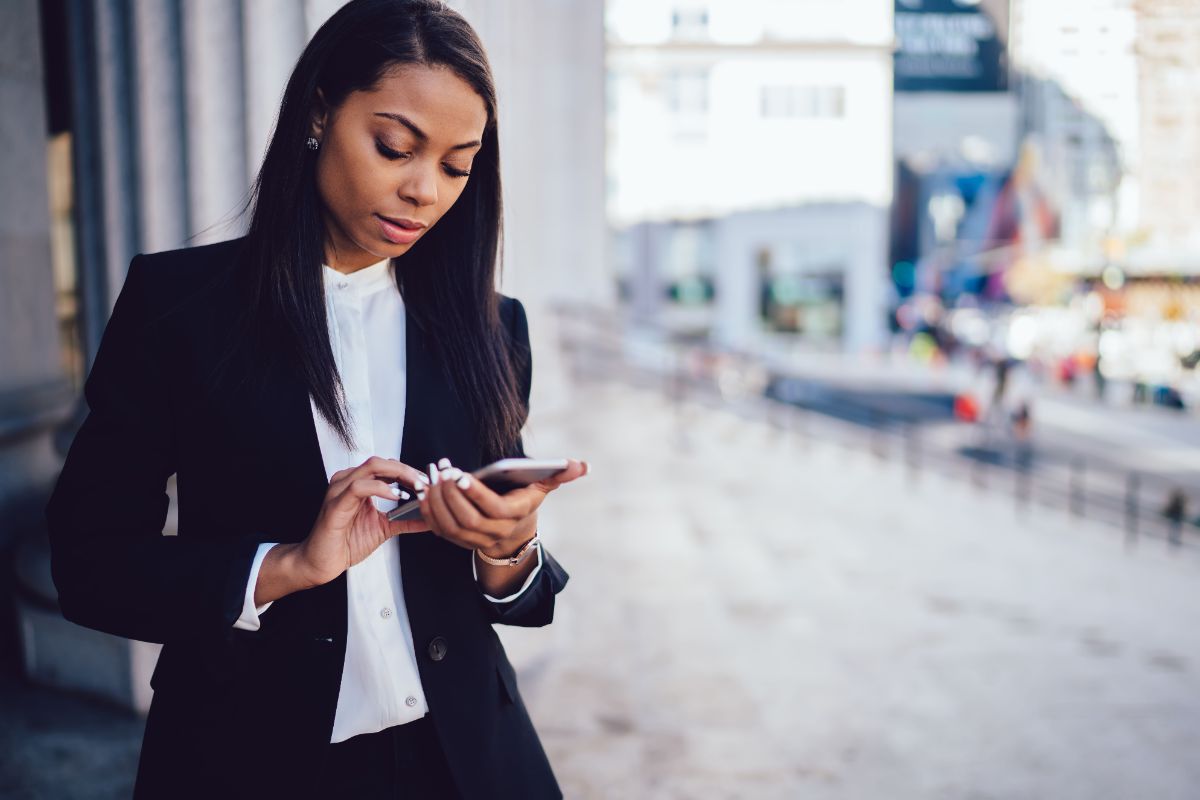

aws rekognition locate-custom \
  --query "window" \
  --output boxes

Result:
[671,7,709,40]
[760,86,845,119]
[665,69,709,115]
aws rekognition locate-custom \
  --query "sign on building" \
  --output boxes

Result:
[895,0,1009,93]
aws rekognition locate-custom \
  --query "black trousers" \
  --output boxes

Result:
[317,715,461,799]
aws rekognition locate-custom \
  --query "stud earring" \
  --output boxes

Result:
[306,136,320,151]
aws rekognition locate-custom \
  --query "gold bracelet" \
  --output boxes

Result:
[475,533,540,567]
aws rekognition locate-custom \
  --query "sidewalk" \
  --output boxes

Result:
[3,372,1198,799]
[516,374,1200,799]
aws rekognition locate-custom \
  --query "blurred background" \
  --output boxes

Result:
[2,0,1199,797]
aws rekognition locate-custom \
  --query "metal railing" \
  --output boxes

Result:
[550,304,1200,552]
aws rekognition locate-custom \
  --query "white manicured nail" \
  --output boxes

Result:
[391,487,402,497]
[457,475,471,490]
[444,467,462,480]
[428,464,439,485]
[417,490,426,501]
[437,457,452,469]
[398,491,411,500]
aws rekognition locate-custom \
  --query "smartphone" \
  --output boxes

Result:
[386,457,570,522]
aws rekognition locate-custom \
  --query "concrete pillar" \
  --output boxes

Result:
[92,0,141,315]
[451,0,609,310]
[132,0,189,252]
[0,0,69,535]
[242,0,307,175]
[182,0,249,243]
[303,0,344,37]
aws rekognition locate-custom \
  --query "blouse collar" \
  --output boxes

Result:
[322,256,395,295]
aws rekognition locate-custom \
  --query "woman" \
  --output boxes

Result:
[45,1,585,797]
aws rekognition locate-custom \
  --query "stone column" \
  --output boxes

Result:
[131,0,190,253]
[242,0,307,175]
[0,0,69,536]
[182,0,249,243]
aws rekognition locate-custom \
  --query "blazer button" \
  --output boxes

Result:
[427,636,448,662]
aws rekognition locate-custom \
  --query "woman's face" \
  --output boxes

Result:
[310,63,488,273]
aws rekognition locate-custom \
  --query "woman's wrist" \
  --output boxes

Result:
[478,520,538,560]
[254,542,325,606]
[477,532,538,563]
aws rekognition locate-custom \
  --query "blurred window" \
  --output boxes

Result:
[760,85,845,119]
[665,69,709,115]
[671,7,709,40]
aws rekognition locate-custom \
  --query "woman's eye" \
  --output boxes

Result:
[375,139,409,161]
[443,164,471,178]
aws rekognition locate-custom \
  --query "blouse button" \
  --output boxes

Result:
[405,696,418,708]
[379,607,393,619]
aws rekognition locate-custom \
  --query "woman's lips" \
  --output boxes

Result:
[376,214,425,245]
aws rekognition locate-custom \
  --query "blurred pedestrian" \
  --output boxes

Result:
[44,2,587,797]
[1163,489,1188,546]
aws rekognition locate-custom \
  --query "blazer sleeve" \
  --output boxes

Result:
[45,254,260,644]
[477,296,570,628]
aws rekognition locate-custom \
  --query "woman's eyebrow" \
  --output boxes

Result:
[373,112,481,150]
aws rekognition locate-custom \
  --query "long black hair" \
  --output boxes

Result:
[236,0,524,462]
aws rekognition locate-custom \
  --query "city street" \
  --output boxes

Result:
[3,371,1199,799]
[509,372,1200,799]
[757,350,1200,535]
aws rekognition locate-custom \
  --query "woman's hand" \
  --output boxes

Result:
[294,456,431,586]
[418,458,589,557]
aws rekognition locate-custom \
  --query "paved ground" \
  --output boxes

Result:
[0,671,142,799]
[3,371,1199,799]
[510,375,1200,799]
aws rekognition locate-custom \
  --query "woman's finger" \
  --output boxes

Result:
[424,484,490,549]
[536,459,589,490]
[442,481,509,536]
[387,517,431,537]
[482,484,549,522]
[337,478,409,509]
[332,456,426,493]
[452,474,529,520]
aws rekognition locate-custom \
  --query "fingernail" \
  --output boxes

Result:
[437,457,452,469]
[391,487,402,497]
[583,461,591,476]
[417,490,426,501]
[428,464,439,485]
[398,491,411,500]
[457,475,471,490]
[445,467,463,480]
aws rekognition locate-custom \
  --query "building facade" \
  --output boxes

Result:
[607,0,895,352]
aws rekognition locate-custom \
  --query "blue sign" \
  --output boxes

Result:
[895,0,1008,93]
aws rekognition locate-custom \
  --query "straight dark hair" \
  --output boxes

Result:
[235,0,525,463]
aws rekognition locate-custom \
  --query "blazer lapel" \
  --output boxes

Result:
[397,311,480,474]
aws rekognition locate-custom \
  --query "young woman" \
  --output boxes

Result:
[45,1,585,797]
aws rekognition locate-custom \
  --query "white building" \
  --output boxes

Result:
[1009,0,1139,254]
[607,0,895,351]
[1133,0,1200,265]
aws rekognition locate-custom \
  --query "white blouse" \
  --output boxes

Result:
[231,255,542,743]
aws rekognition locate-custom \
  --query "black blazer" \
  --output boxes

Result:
[45,237,569,799]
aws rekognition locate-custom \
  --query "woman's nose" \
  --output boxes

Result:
[398,164,438,208]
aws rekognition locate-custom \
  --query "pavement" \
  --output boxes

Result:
[3,367,1200,799]
[511,373,1200,799]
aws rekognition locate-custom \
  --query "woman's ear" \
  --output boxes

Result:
[309,87,329,140]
